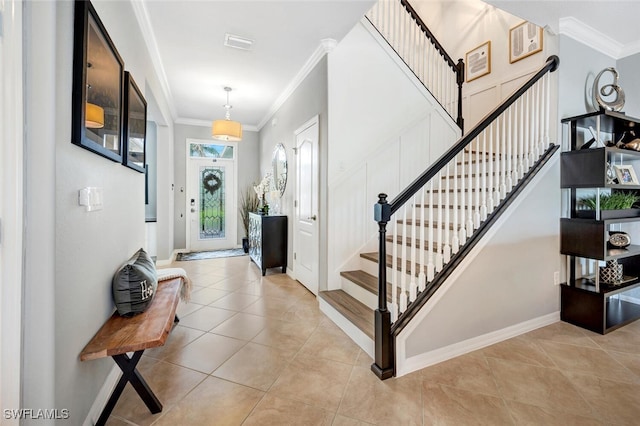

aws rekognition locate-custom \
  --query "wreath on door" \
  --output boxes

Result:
[202,170,222,194]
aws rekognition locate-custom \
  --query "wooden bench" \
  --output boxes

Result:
[80,277,183,426]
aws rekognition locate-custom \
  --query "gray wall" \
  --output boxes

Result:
[618,52,640,118]
[404,158,561,357]
[173,124,260,249]
[558,36,617,123]
[22,1,174,423]
[145,121,158,221]
[258,56,329,283]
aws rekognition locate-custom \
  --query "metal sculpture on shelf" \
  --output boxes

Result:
[592,67,625,112]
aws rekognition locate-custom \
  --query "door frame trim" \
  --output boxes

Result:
[292,115,319,286]
[184,138,238,251]
[1,0,24,416]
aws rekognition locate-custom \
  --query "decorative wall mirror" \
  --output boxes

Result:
[71,0,124,162]
[272,143,287,196]
[123,72,147,173]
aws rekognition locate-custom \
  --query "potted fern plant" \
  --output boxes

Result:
[578,191,640,219]
[239,186,260,253]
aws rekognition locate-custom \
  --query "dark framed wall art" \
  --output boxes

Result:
[123,72,147,173]
[71,0,125,162]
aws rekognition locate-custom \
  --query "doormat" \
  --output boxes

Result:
[176,248,247,261]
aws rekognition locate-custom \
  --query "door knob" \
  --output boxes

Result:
[308,215,317,221]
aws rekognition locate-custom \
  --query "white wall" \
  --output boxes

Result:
[258,56,329,282]
[21,1,174,423]
[413,0,556,130]
[327,21,460,286]
[172,124,260,249]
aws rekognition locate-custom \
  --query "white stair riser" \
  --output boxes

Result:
[318,298,374,358]
[341,276,378,310]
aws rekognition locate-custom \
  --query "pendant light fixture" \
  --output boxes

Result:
[212,86,242,141]
[85,102,105,129]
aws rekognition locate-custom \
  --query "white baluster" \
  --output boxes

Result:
[528,89,535,167]
[459,149,467,244]
[493,118,501,206]
[500,113,507,199]
[466,145,474,238]
[474,138,481,229]
[544,73,550,146]
[418,185,426,292]
[435,170,443,272]
[391,215,398,322]
[519,97,525,178]
[443,163,451,263]
[508,105,515,191]
[452,154,460,254]
[409,195,417,303]
[480,130,488,221]
[400,205,408,313]
[427,180,435,281]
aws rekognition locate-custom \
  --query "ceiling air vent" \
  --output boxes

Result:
[224,33,254,51]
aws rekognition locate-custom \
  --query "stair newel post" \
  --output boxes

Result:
[373,193,394,380]
[456,58,465,132]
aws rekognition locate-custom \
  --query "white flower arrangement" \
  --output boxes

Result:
[253,173,272,199]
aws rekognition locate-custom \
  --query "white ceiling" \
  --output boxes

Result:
[136,0,639,130]
[138,0,375,129]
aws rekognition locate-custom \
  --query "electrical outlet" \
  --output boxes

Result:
[554,271,560,286]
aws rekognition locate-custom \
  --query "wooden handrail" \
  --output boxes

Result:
[400,0,456,69]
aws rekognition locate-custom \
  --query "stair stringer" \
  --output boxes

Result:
[394,151,561,377]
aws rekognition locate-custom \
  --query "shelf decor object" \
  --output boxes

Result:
[560,110,640,334]
[509,21,543,64]
[122,72,147,173]
[72,0,125,162]
[614,165,638,185]
[592,67,625,112]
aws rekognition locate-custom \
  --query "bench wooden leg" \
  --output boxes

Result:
[96,350,162,426]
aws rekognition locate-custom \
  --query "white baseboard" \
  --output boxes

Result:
[318,298,374,358]
[83,365,121,426]
[156,249,184,266]
[396,312,559,377]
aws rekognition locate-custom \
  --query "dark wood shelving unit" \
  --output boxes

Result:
[561,111,640,334]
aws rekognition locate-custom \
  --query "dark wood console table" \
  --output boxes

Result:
[248,213,287,275]
[80,277,182,425]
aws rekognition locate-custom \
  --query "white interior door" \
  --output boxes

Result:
[294,116,319,294]
[186,140,237,251]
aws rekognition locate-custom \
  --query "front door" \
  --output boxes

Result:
[186,139,237,251]
[294,116,319,294]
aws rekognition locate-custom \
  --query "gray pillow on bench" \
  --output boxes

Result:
[112,248,158,317]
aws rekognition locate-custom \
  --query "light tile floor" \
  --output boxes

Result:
[107,256,640,425]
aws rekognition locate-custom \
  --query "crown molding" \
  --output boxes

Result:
[256,38,337,131]
[175,117,258,132]
[559,16,622,59]
[130,0,177,121]
[620,39,640,59]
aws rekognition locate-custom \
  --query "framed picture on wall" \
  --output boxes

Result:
[122,72,147,173]
[509,21,543,63]
[466,41,491,82]
[71,0,125,162]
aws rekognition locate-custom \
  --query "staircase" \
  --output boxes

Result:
[319,0,560,379]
